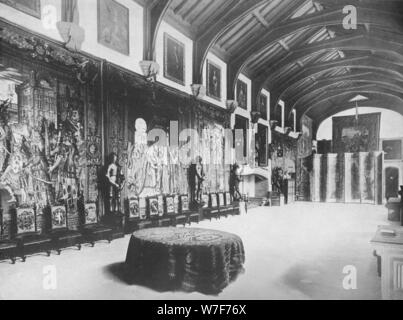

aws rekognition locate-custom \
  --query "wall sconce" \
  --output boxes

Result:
[251,111,261,124]
[270,120,279,129]
[190,84,206,99]
[226,100,238,113]
[288,131,302,139]
[139,60,160,82]
[284,127,292,135]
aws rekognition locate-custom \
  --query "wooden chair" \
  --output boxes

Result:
[13,207,53,262]
[79,203,113,247]
[49,205,83,255]
[0,209,17,264]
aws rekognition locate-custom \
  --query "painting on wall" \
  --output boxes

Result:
[206,60,221,101]
[84,203,98,225]
[98,0,130,55]
[236,80,248,109]
[164,33,185,85]
[259,94,268,120]
[298,115,313,159]
[0,0,41,18]
[51,206,67,230]
[333,113,381,154]
[382,139,402,160]
[16,207,36,234]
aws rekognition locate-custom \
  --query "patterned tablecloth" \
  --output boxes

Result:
[125,227,245,294]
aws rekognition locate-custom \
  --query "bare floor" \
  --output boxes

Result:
[0,203,389,300]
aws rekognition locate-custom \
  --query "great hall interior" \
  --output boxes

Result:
[1,0,403,301]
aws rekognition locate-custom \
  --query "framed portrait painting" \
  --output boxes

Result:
[164,33,185,85]
[382,139,402,160]
[236,79,248,110]
[206,60,221,101]
[98,0,130,55]
[0,0,41,18]
[16,207,36,234]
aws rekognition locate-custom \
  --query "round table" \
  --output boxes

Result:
[125,227,245,294]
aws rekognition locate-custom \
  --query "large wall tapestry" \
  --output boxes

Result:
[311,152,383,204]
[332,113,381,153]
[98,0,130,55]
[0,0,41,18]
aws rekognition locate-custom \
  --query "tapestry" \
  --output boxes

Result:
[332,113,381,153]
[298,115,313,159]
[311,152,383,204]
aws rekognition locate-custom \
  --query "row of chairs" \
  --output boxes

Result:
[0,201,242,264]
[0,205,114,264]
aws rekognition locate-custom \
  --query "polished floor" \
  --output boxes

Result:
[0,203,390,300]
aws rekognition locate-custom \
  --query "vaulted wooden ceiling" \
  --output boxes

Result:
[139,0,403,127]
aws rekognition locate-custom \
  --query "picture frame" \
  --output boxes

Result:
[236,79,248,109]
[84,203,98,225]
[0,0,41,19]
[382,139,402,160]
[128,198,140,219]
[149,197,159,217]
[97,0,130,55]
[164,33,185,85]
[210,193,218,208]
[51,206,67,230]
[139,198,147,220]
[259,93,268,120]
[206,60,221,101]
[16,207,36,234]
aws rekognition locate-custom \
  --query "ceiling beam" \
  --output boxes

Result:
[301,87,403,120]
[228,5,403,102]
[288,73,403,113]
[254,33,403,82]
[144,0,173,60]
